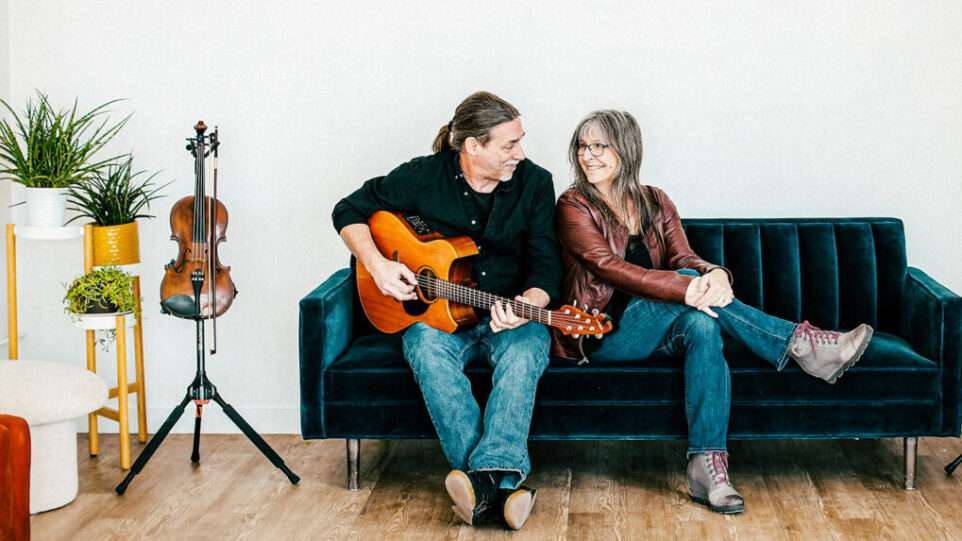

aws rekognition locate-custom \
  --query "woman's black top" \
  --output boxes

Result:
[583,234,654,354]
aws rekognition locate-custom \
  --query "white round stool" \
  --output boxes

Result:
[0,360,108,513]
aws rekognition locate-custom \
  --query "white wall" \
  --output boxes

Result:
[6,1,962,433]
[0,0,7,342]
[0,0,7,101]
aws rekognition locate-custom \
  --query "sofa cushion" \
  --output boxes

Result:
[322,330,940,439]
[327,331,935,402]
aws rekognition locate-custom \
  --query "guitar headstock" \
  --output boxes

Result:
[553,304,613,337]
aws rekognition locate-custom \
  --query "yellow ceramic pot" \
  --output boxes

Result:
[92,221,140,266]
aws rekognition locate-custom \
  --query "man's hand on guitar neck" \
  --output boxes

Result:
[490,288,549,333]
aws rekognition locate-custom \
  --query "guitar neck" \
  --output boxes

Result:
[416,275,552,325]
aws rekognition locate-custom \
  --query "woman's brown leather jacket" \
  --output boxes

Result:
[550,187,731,361]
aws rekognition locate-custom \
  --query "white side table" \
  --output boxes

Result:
[0,360,108,513]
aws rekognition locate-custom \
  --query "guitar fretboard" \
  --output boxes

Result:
[414,274,602,333]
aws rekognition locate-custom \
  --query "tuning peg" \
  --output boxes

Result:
[583,304,590,313]
[595,334,603,339]
[592,308,599,315]
[572,333,581,339]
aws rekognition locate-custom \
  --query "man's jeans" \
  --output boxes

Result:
[402,318,550,490]
[592,270,797,457]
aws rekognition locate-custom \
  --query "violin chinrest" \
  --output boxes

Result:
[161,295,197,319]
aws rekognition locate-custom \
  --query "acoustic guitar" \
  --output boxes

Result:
[356,210,612,337]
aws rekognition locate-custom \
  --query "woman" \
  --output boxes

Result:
[552,110,873,515]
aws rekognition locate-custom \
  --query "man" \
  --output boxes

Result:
[332,91,562,530]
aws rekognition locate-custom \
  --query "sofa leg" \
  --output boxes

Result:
[347,439,360,491]
[904,437,918,490]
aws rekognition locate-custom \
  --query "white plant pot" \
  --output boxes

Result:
[25,187,69,227]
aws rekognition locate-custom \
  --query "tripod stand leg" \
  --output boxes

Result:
[946,452,962,475]
[116,393,192,495]
[191,404,204,463]
[212,392,300,485]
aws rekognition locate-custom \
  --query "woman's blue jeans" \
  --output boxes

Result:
[402,318,550,490]
[591,269,797,457]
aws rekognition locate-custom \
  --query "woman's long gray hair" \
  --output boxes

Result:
[568,110,661,235]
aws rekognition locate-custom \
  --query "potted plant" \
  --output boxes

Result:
[67,156,169,266]
[0,91,128,227]
[63,266,137,315]
[64,266,139,351]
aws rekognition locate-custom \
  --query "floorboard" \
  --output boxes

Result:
[27,435,962,540]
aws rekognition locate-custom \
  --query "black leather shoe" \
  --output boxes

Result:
[445,470,499,526]
[496,486,537,530]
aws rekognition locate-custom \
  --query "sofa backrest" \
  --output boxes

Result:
[682,218,907,333]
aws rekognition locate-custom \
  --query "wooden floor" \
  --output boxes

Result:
[28,434,962,540]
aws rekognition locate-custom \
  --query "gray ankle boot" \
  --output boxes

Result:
[687,451,744,514]
[788,321,873,384]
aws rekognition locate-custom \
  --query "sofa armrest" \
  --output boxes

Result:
[299,267,354,439]
[902,267,962,435]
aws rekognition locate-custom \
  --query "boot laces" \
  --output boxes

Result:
[706,451,731,486]
[795,321,839,346]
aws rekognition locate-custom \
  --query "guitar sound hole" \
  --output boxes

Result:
[401,298,430,317]
[401,267,438,318]
[417,268,439,301]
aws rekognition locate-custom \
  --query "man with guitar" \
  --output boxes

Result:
[332,92,562,530]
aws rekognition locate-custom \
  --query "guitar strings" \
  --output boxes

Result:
[412,273,605,332]
[414,273,548,322]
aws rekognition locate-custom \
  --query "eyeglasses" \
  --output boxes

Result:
[577,143,609,157]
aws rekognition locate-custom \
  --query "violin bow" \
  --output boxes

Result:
[209,127,220,354]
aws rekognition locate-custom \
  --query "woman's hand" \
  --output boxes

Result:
[703,268,734,306]
[684,269,733,318]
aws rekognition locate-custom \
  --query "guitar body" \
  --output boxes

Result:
[357,211,480,334]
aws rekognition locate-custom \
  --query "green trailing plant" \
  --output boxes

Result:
[63,266,137,315]
[63,266,139,351]
[0,91,129,188]
[67,156,171,225]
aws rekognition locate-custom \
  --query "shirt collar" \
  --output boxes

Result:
[449,150,518,193]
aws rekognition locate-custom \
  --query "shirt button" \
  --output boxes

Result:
[481,271,487,276]
[477,245,482,251]
[463,191,469,196]
[470,219,477,225]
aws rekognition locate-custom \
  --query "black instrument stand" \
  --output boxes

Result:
[946,454,962,475]
[117,270,299,494]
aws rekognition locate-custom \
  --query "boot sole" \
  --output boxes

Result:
[503,489,537,530]
[445,470,477,525]
[827,325,874,384]
[690,494,745,515]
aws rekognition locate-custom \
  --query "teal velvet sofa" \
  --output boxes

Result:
[300,217,962,490]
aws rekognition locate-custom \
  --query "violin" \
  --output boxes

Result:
[160,121,237,322]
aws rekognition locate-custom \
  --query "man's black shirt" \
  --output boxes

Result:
[332,150,562,302]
